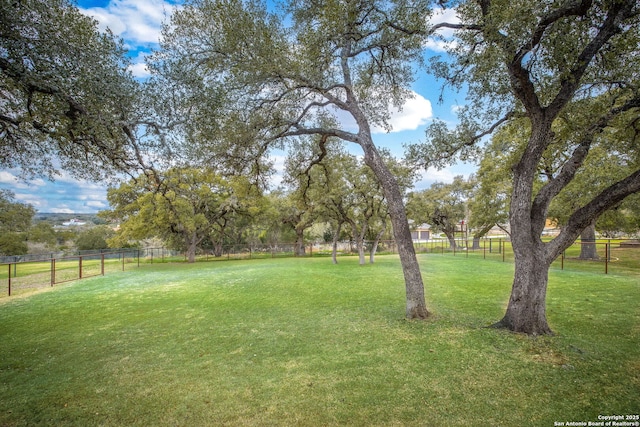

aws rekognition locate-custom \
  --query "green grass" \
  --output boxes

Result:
[0,255,638,426]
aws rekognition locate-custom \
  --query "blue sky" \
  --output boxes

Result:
[0,0,473,213]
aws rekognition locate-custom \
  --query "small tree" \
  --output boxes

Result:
[28,222,58,250]
[0,234,28,256]
[0,190,35,233]
[407,176,471,249]
[75,226,115,251]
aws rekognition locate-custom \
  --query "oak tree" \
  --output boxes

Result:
[154,0,433,318]
[414,0,640,334]
[104,168,258,262]
[0,0,160,181]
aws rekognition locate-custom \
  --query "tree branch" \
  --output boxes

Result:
[547,0,636,117]
[532,93,640,225]
[546,167,640,261]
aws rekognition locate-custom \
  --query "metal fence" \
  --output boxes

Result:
[414,237,640,275]
[1,238,637,298]
[1,249,141,297]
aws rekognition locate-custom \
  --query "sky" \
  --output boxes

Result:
[0,0,474,213]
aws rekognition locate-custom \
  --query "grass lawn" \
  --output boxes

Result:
[0,255,638,426]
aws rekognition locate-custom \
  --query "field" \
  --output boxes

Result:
[0,255,638,426]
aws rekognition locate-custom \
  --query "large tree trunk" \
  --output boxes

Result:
[497,127,554,334]
[361,139,429,319]
[494,242,553,335]
[186,233,198,263]
[214,242,223,257]
[294,228,306,256]
[579,220,599,260]
[472,237,481,250]
[444,231,457,249]
[472,224,494,250]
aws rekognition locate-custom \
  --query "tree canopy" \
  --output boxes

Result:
[104,167,262,262]
[0,0,166,181]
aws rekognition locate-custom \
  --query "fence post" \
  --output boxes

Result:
[605,243,609,275]
[561,251,564,270]
[7,263,11,296]
[101,253,105,276]
[51,259,55,286]
[79,256,83,279]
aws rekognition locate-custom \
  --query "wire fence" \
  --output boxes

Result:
[415,237,640,276]
[1,238,638,298]
[1,249,141,297]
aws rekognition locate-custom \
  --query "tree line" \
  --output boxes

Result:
[1,0,638,334]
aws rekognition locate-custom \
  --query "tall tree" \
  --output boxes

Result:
[104,168,257,262]
[413,0,640,334]
[155,0,433,318]
[0,0,160,181]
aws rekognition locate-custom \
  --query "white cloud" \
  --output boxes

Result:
[0,171,19,185]
[51,207,75,214]
[374,93,433,134]
[79,0,176,46]
[79,0,178,78]
[0,171,47,190]
[129,61,152,78]
[413,164,476,191]
[86,200,109,209]
[19,196,49,211]
[268,153,287,188]
[425,8,460,53]
[335,91,433,135]
[0,167,110,213]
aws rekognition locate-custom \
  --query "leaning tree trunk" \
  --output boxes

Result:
[212,240,224,257]
[472,224,494,250]
[370,223,386,264]
[579,220,599,260]
[444,231,457,249]
[360,138,429,319]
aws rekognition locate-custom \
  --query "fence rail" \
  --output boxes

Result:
[1,249,140,297]
[1,238,638,298]
[414,237,640,275]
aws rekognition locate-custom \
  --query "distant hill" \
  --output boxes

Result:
[33,213,106,226]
